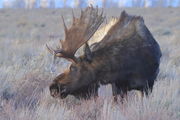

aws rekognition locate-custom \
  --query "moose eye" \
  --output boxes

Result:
[70,65,77,72]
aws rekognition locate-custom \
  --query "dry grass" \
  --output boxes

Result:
[0,8,180,120]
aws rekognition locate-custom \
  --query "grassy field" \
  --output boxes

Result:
[0,8,180,120]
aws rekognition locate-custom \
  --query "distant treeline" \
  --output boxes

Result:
[1,0,180,8]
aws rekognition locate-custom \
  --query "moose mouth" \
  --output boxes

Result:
[49,83,60,98]
[49,83,68,99]
[50,88,59,98]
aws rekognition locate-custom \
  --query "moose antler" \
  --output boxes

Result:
[46,6,105,63]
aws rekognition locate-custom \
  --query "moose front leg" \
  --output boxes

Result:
[112,83,127,103]
[73,83,99,100]
[112,83,118,102]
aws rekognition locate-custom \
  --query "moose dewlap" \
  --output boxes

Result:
[47,6,162,100]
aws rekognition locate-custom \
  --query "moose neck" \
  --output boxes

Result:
[81,50,109,83]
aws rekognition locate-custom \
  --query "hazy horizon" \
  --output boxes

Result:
[0,0,180,9]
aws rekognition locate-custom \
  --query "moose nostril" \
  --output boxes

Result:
[51,89,58,96]
[49,84,59,94]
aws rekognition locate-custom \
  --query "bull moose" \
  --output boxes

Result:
[46,6,162,100]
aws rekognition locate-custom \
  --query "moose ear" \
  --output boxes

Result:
[84,43,93,62]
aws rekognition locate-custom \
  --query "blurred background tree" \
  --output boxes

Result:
[1,0,180,8]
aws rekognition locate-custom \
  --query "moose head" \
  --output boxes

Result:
[47,6,105,99]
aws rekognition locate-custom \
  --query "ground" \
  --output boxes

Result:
[0,8,180,120]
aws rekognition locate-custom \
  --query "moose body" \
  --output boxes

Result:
[47,6,161,100]
[90,27,161,97]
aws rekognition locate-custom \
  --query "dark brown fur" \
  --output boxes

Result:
[49,10,162,100]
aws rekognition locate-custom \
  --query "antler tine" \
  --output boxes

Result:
[72,9,75,23]
[90,4,93,8]
[100,8,104,17]
[89,5,93,14]
[46,44,55,55]
[95,6,98,16]
[59,39,62,48]
[46,44,64,64]
[46,44,63,56]
[61,15,68,33]
[80,8,84,19]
